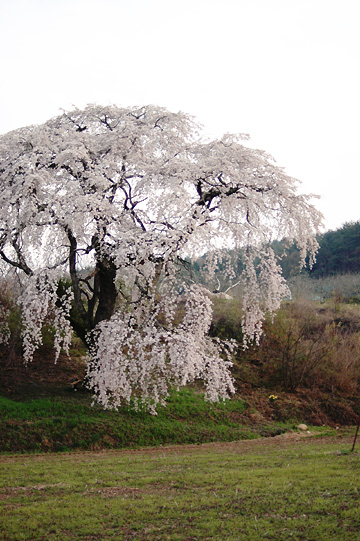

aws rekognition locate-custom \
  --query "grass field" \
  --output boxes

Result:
[1,433,359,540]
[1,297,359,539]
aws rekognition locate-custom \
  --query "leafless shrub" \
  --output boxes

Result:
[252,298,360,395]
[258,299,331,391]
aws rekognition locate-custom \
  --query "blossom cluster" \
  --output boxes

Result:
[19,272,73,364]
[87,284,236,413]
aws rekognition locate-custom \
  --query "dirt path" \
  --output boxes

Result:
[95,431,354,456]
[0,430,355,463]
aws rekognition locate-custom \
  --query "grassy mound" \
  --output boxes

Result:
[0,388,296,454]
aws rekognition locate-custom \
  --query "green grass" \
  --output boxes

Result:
[0,436,358,540]
[0,388,296,454]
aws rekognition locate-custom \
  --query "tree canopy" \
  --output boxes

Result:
[0,104,322,411]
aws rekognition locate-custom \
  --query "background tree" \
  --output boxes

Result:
[0,105,322,411]
[270,221,360,279]
[309,221,360,277]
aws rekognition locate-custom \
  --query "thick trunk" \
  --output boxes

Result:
[94,257,117,326]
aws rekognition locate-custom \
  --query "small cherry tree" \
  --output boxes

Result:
[0,105,322,412]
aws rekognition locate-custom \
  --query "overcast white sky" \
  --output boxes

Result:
[1,0,359,231]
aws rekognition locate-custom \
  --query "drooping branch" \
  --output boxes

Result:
[0,236,33,277]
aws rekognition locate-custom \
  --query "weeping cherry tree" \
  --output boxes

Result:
[0,105,322,412]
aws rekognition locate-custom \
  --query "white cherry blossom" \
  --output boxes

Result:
[0,105,322,411]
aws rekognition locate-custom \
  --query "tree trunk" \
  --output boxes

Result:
[94,257,117,326]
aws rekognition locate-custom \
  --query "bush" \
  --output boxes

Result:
[257,300,332,391]
[247,299,360,395]
[209,295,360,397]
